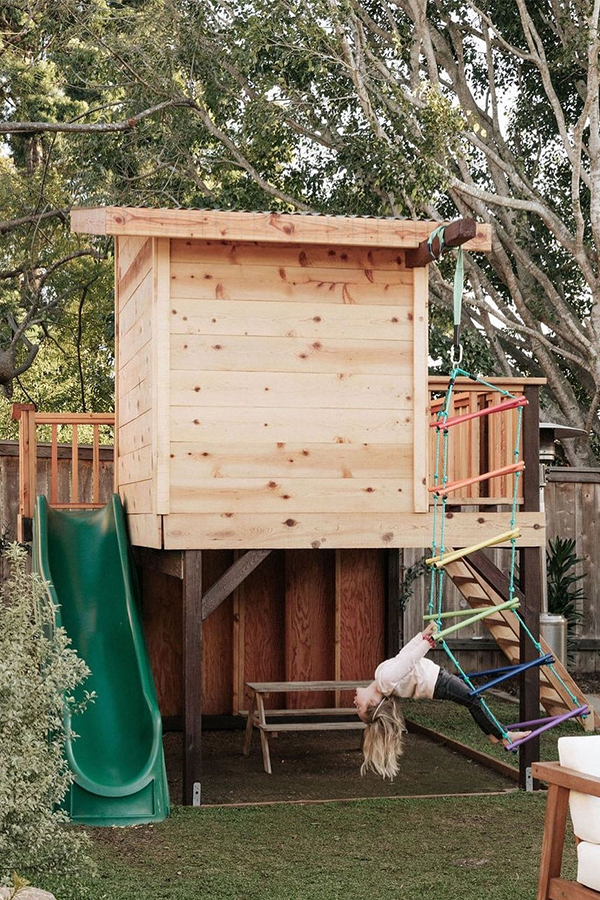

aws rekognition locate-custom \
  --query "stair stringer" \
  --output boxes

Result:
[443,556,598,731]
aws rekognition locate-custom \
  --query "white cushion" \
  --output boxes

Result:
[558,735,600,844]
[577,841,600,891]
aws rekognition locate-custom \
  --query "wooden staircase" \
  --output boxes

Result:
[443,550,599,731]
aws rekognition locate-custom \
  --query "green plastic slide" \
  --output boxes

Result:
[33,494,170,826]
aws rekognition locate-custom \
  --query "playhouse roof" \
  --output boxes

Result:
[70,206,492,251]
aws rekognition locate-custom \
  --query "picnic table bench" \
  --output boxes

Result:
[243,680,370,774]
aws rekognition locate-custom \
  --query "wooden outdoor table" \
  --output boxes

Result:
[243,680,370,774]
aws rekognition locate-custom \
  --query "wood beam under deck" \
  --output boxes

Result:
[404,218,477,268]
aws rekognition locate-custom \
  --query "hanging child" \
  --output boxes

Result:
[353,621,531,779]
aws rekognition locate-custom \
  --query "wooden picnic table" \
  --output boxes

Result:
[243,680,371,774]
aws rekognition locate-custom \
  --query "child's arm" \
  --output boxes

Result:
[375,624,437,694]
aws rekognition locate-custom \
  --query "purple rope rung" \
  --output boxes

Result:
[505,705,589,751]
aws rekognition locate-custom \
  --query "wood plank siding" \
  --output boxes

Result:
[165,237,428,548]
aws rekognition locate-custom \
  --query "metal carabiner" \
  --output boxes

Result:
[450,343,463,366]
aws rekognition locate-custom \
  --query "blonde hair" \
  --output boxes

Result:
[360,695,406,780]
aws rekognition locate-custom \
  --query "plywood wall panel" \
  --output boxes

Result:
[238,550,286,711]
[202,550,235,715]
[337,549,386,706]
[141,570,183,718]
[285,550,336,708]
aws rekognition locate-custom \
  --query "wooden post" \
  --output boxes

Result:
[520,384,542,790]
[183,550,202,806]
[386,549,401,656]
[11,404,37,541]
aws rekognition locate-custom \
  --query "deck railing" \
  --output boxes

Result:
[11,404,115,537]
[427,377,531,506]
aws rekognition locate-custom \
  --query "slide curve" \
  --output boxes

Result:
[33,494,170,826]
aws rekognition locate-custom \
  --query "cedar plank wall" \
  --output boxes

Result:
[166,239,419,549]
[235,550,286,712]
[116,236,162,547]
[285,550,336,709]
[337,549,386,706]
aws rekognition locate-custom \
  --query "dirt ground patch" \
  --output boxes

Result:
[163,726,515,806]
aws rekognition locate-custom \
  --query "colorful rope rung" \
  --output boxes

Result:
[428,461,525,497]
[426,529,520,569]
[432,598,520,642]
[504,705,590,751]
[430,395,528,429]
[468,654,554,696]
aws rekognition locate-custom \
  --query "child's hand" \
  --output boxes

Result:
[422,621,438,646]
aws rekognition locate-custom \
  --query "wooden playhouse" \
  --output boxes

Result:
[67,207,553,800]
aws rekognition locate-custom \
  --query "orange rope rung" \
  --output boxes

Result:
[430,395,528,429]
[429,461,525,497]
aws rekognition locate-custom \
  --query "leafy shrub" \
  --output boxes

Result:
[0,544,96,896]
[546,536,585,669]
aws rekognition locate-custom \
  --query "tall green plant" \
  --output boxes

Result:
[0,544,96,896]
[546,537,585,670]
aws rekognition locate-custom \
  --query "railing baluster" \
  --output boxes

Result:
[71,424,79,504]
[93,424,100,503]
[51,424,58,505]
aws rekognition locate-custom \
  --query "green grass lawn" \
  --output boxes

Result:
[40,793,575,900]
[37,696,592,900]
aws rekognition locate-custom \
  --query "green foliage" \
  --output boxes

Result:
[0,544,96,896]
[2,0,599,458]
[398,556,427,615]
[546,536,585,668]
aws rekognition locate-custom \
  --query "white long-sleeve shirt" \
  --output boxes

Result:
[374,632,440,700]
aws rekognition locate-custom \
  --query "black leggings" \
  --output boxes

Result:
[432,668,504,741]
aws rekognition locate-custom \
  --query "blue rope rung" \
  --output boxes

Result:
[468,654,554,696]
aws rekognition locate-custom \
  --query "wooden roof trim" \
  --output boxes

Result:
[70,206,492,251]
